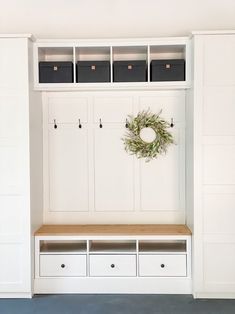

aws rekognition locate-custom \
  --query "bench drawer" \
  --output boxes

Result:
[40,254,86,277]
[139,254,187,277]
[90,254,136,277]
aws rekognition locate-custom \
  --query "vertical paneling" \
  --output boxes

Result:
[48,126,89,212]
[140,128,182,211]
[43,90,185,223]
[94,127,135,212]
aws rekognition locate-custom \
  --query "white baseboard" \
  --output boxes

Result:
[194,292,235,299]
[34,277,192,294]
[0,293,32,299]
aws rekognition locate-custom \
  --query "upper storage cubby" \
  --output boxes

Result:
[150,44,186,82]
[37,46,75,84]
[38,47,74,62]
[112,46,148,83]
[34,37,191,90]
[75,46,111,83]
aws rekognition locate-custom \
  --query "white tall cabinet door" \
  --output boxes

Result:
[48,125,89,212]
[192,33,235,298]
[0,37,32,296]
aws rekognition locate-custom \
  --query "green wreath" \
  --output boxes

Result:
[123,110,174,162]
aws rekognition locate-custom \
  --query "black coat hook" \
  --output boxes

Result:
[170,118,174,128]
[125,119,129,128]
[99,118,103,128]
[53,119,57,129]
[78,119,82,129]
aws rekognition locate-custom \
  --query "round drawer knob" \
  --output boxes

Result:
[160,264,165,268]
[61,264,65,268]
[110,264,115,268]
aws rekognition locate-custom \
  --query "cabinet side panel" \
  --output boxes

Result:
[191,35,205,294]
[28,40,43,294]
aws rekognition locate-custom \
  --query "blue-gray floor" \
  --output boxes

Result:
[0,294,235,314]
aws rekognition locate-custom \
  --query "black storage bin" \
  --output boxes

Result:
[76,61,110,83]
[39,61,73,83]
[151,59,185,82]
[113,60,147,82]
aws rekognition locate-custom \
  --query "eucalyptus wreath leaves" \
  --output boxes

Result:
[123,110,174,162]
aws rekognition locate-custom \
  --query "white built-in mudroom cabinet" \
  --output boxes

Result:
[0,31,235,298]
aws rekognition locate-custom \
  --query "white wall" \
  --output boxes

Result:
[0,0,235,39]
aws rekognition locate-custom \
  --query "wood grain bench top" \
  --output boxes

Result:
[35,224,192,236]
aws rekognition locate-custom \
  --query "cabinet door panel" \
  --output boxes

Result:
[0,38,28,90]
[140,128,183,211]
[0,94,25,138]
[204,243,235,291]
[0,244,23,291]
[0,196,24,236]
[203,193,235,234]
[93,96,133,123]
[0,145,22,194]
[204,35,235,85]
[204,145,235,185]
[48,126,89,212]
[94,128,134,211]
[203,87,235,136]
[48,96,88,124]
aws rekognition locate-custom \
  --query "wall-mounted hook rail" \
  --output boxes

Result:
[53,119,57,129]
[170,118,174,128]
[78,119,82,129]
[99,118,103,128]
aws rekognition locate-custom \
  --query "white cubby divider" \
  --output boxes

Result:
[73,46,76,83]
[34,37,191,90]
[110,46,113,83]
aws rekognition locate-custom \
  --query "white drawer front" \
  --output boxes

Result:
[40,254,86,277]
[139,254,187,277]
[90,255,136,277]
